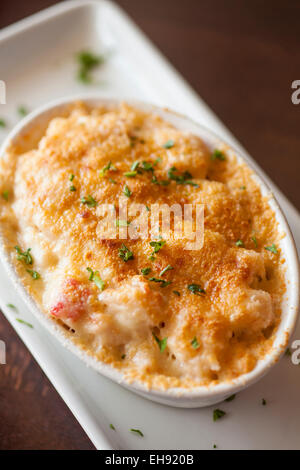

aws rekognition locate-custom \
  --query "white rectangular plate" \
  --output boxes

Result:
[0,0,299,450]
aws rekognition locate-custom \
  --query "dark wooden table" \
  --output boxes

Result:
[0,0,299,450]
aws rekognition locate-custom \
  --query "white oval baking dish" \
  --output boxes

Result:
[0,96,299,408]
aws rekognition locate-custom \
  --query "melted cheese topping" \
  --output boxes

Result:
[0,103,285,389]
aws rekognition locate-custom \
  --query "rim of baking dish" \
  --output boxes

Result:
[0,95,299,402]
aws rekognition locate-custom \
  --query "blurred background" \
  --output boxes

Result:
[0,0,299,450]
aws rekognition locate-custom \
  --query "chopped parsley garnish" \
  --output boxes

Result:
[70,185,76,192]
[109,424,116,431]
[163,140,174,149]
[148,277,172,288]
[18,106,28,117]
[173,290,180,296]
[81,195,97,207]
[131,161,140,171]
[151,174,170,186]
[26,269,40,280]
[152,333,168,352]
[213,409,226,421]
[7,303,17,310]
[265,243,278,254]
[0,119,6,127]
[109,178,116,184]
[130,429,144,437]
[240,185,246,190]
[123,185,132,197]
[87,267,105,291]
[16,318,33,328]
[121,354,126,360]
[119,244,134,262]
[2,190,9,201]
[69,174,75,181]
[14,246,33,265]
[76,50,104,83]
[99,161,115,177]
[141,161,154,172]
[115,219,130,227]
[191,336,200,349]
[167,167,198,187]
[213,444,217,449]
[141,267,151,276]
[251,236,258,247]
[124,171,137,178]
[159,265,173,276]
[149,240,166,255]
[236,239,244,247]
[188,284,205,295]
[225,394,236,402]
[146,206,150,212]
[262,398,267,406]
[211,149,226,161]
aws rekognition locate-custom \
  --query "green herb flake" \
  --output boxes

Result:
[0,119,6,128]
[131,161,140,171]
[213,444,217,449]
[167,166,197,186]
[69,174,75,182]
[213,409,226,421]
[18,106,28,117]
[14,246,33,265]
[109,424,116,431]
[81,195,97,207]
[26,269,40,280]
[124,171,137,178]
[119,244,134,262]
[121,354,126,360]
[236,239,244,247]
[240,185,246,190]
[191,336,200,349]
[163,140,174,149]
[173,290,180,296]
[151,174,170,186]
[211,149,226,161]
[6,303,17,310]
[86,267,105,291]
[225,394,236,402]
[16,318,33,328]
[70,185,76,192]
[130,428,144,437]
[149,240,166,255]
[159,264,174,276]
[152,333,168,352]
[251,236,258,247]
[76,50,104,84]
[115,219,130,227]
[99,161,115,178]
[188,284,205,295]
[148,277,172,288]
[265,243,278,254]
[109,178,117,184]
[2,190,9,201]
[141,267,151,276]
[123,185,132,198]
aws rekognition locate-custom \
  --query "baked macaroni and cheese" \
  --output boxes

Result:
[0,103,285,389]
